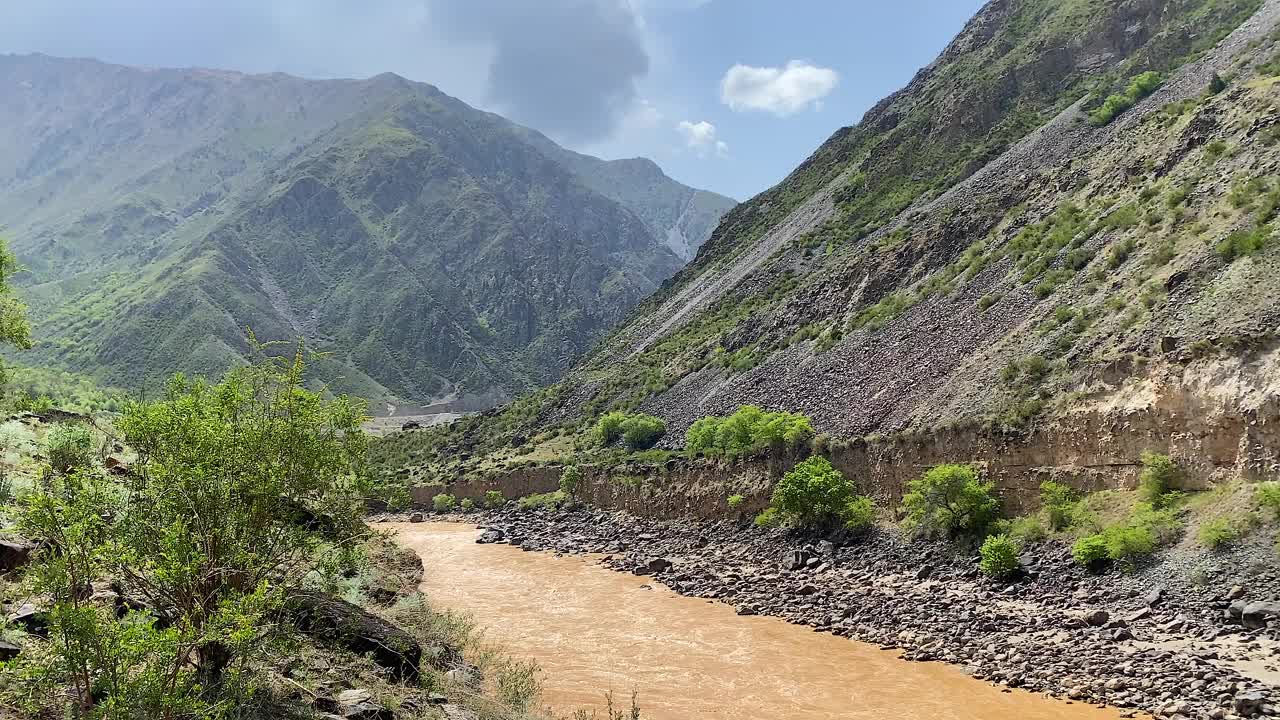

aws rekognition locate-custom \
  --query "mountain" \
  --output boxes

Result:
[402,0,1280,459]
[0,54,735,410]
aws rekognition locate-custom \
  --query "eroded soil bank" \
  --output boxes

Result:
[387,522,1131,720]
[380,509,1280,720]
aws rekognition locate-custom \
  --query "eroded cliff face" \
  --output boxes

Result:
[425,345,1280,518]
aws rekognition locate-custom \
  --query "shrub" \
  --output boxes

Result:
[1088,72,1162,126]
[979,534,1021,580]
[559,465,583,495]
[594,411,628,446]
[1217,227,1270,263]
[769,456,867,530]
[1040,480,1080,531]
[620,414,666,450]
[1198,517,1240,549]
[754,506,783,528]
[842,496,876,535]
[484,490,506,508]
[1102,524,1156,568]
[686,406,813,456]
[516,491,568,511]
[1256,482,1280,517]
[459,498,475,512]
[1138,452,1179,507]
[1009,516,1047,544]
[901,464,999,539]
[1072,534,1110,570]
[432,493,457,512]
[45,423,94,473]
[727,494,746,509]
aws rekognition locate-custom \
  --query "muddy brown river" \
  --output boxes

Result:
[388,523,1129,720]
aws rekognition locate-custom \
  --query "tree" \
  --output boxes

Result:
[769,456,873,531]
[14,341,368,712]
[901,464,999,539]
[0,237,33,386]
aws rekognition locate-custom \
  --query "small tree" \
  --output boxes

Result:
[432,493,457,512]
[1039,480,1079,531]
[593,412,627,446]
[901,464,999,539]
[769,456,873,531]
[45,423,95,474]
[559,465,583,496]
[620,414,665,450]
[979,534,1021,579]
[1138,452,1179,507]
[0,237,32,388]
[484,490,506,508]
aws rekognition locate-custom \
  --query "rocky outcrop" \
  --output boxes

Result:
[287,592,421,681]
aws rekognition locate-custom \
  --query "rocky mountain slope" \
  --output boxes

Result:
[431,0,1280,456]
[0,54,734,409]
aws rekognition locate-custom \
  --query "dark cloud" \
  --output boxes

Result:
[428,0,650,143]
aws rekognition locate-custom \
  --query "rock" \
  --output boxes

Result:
[1235,691,1267,717]
[1227,585,1246,601]
[1083,609,1110,627]
[782,549,810,571]
[441,705,480,720]
[0,538,37,574]
[445,666,481,687]
[1241,602,1280,630]
[735,605,758,616]
[287,592,421,680]
[1144,587,1165,607]
[0,640,19,661]
[401,421,422,431]
[645,557,673,574]
[476,528,504,544]
[408,512,425,523]
[915,565,935,581]
[335,689,393,720]
[8,603,48,637]
[1111,627,1134,642]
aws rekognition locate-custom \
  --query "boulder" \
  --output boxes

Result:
[0,538,37,574]
[645,557,673,574]
[408,512,425,523]
[401,421,422,431]
[1235,691,1267,717]
[287,592,421,680]
[0,639,20,661]
[334,689,393,720]
[476,528,504,545]
[1083,609,1110,627]
[1144,587,1165,607]
[1241,601,1280,630]
[782,549,810,571]
[8,603,48,637]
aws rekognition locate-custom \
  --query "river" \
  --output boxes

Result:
[387,522,1129,720]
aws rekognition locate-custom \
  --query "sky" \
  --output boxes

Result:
[0,1,986,201]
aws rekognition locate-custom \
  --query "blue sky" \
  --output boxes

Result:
[0,0,985,200]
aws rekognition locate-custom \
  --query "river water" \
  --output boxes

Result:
[387,523,1128,720]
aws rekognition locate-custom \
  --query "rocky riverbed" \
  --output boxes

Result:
[380,506,1280,720]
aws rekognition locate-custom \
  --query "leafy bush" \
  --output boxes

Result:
[45,423,94,474]
[1102,524,1157,568]
[901,464,999,539]
[1256,481,1280,517]
[459,498,475,512]
[1089,72,1163,126]
[432,493,457,512]
[594,411,628,446]
[727,494,746,509]
[979,534,1021,579]
[1072,534,1110,570]
[1217,226,1270,263]
[842,496,876,535]
[620,414,666,450]
[769,456,871,531]
[559,465,583,495]
[1040,480,1080,531]
[1138,452,1180,507]
[686,406,813,456]
[484,490,506,508]
[754,506,782,528]
[516,491,569,511]
[1008,516,1047,544]
[1198,517,1240,549]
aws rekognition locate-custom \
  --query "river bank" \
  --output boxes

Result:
[376,507,1280,719]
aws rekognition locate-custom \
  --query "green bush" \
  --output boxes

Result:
[1198,517,1240,549]
[727,494,746,509]
[1008,516,1047,544]
[594,411,628,446]
[484,490,506,508]
[1072,534,1110,570]
[754,506,783,528]
[1039,480,1080,531]
[432,493,457,512]
[620,414,666,450]
[459,498,475,512]
[516,491,569,511]
[1256,481,1280,517]
[686,406,813,456]
[901,464,999,539]
[769,456,871,530]
[1138,452,1179,507]
[1102,524,1156,567]
[1217,227,1270,263]
[1089,71,1163,126]
[979,534,1021,579]
[45,423,94,474]
[842,496,876,535]
[559,465,583,495]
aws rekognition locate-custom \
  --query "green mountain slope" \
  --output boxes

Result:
[0,55,735,410]
[403,0,1280,460]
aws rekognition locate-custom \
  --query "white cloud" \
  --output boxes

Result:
[719,60,838,116]
[676,120,728,158]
